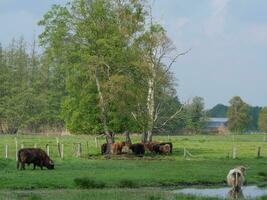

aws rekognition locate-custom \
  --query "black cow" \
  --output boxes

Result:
[17,148,54,170]
[129,143,145,156]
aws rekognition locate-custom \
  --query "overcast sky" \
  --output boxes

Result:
[0,0,266,108]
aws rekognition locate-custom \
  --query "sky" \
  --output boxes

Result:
[0,0,266,108]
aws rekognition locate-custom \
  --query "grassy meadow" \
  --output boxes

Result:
[0,133,267,199]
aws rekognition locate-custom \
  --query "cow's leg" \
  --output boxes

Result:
[21,162,25,170]
[40,161,43,170]
[33,164,36,170]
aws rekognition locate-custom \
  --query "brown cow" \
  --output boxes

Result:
[143,141,160,152]
[17,148,54,170]
[112,141,127,154]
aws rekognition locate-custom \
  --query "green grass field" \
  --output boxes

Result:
[0,134,267,199]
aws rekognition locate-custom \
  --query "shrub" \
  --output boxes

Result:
[118,179,138,188]
[74,178,106,189]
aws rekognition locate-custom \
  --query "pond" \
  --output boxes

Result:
[174,185,267,199]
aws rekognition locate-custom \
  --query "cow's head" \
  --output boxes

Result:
[45,159,54,170]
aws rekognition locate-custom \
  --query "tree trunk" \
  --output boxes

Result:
[146,62,156,142]
[141,132,147,143]
[95,66,113,154]
[147,131,153,142]
[124,131,132,145]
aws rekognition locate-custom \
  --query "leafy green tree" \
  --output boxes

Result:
[227,96,250,133]
[184,96,206,134]
[39,0,148,152]
[248,106,262,131]
[258,107,267,132]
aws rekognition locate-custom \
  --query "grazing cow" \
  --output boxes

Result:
[129,143,145,156]
[227,166,246,192]
[112,141,127,154]
[17,148,54,170]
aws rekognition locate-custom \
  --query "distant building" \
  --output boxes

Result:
[206,117,228,134]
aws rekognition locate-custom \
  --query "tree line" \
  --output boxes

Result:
[207,96,267,133]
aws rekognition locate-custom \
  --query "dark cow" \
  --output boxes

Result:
[17,148,54,170]
[101,143,108,155]
[129,143,145,156]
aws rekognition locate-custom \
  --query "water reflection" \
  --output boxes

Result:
[228,188,244,200]
[174,186,267,199]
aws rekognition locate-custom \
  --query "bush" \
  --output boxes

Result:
[118,179,138,188]
[74,178,106,189]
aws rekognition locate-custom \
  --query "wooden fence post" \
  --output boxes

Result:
[86,141,89,154]
[95,137,99,148]
[257,146,261,158]
[46,144,50,156]
[34,143,37,148]
[61,143,64,159]
[232,147,237,159]
[15,138,18,161]
[5,144,8,159]
[57,137,61,158]
[21,144,24,149]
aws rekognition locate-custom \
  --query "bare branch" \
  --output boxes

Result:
[157,104,184,129]
[153,103,161,122]
[165,48,191,73]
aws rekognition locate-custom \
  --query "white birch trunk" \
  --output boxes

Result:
[146,63,156,142]
[95,66,113,153]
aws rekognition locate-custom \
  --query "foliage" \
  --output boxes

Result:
[258,107,267,132]
[227,96,250,133]
[183,97,206,133]
[74,177,106,189]
[0,39,64,134]
[118,179,138,188]
[37,0,182,139]
[248,106,262,131]
[207,104,262,131]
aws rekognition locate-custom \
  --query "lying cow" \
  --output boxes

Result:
[159,142,173,153]
[17,148,54,170]
[129,143,145,156]
[144,142,173,154]
[112,141,127,154]
[101,143,108,155]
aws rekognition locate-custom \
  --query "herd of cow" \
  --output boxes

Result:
[16,141,173,170]
[15,141,247,195]
[101,141,173,155]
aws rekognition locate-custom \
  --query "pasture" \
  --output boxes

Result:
[0,134,267,199]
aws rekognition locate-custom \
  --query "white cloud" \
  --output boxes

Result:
[203,0,231,38]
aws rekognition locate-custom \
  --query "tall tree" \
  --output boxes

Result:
[135,20,188,142]
[184,96,206,134]
[227,96,250,133]
[258,107,267,132]
[39,0,148,152]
